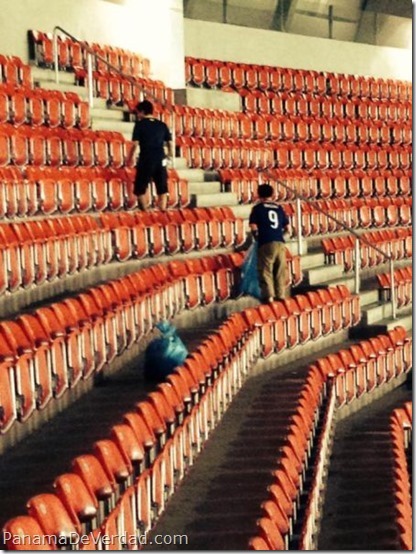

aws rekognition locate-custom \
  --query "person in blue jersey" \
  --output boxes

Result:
[249,183,290,303]
[126,100,173,211]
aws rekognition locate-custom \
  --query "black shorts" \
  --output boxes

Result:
[134,157,168,196]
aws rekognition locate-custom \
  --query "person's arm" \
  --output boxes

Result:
[165,139,173,161]
[281,207,290,239]
[249,223,259,241]
[164,123,173,162]
[125,140,139,167]
[249,207,259,240]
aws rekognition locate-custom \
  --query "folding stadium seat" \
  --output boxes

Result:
[3,515,53,550]
[254,516,286,550]
[61,130,80,167]
[268,301,298,350]
[248,536,271,551]
[53,473,99,534]
[78,131,95,168]
[93,439,133,498]
[0,354,17,433]
[188,57,205,87]
[213,61,231,91]
[26,493,79,547]
[166,260,200,310]
[205,60,220,89]
[191,207,221,249]
[7,87,27,127]
[72,454,117,523]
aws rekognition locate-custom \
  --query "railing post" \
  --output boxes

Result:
[354,237,360,294]
[390,258,397,319]
[296,196,303,256]
[53,31,59,84]
[87,53,94,108]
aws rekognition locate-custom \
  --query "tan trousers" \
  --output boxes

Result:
[257,242,288,300]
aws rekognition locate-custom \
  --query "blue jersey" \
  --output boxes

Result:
[249,201,289,246]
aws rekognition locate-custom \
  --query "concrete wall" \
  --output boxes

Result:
[0,0,186,88]
[184,19,412,81]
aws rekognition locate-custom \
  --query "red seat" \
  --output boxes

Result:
[53,473,98,532]
[72,454,116,520]
[27,493,79,546]
[3,516,53,550]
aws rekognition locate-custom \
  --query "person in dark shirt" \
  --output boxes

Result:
[249,183,290,303]
[126,100,173,211]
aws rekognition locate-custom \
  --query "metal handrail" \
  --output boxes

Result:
[52,26,176,165]
[260,171,397,318]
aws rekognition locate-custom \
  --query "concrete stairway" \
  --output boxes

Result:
[31,65,239,209]
[29,63,413,334]
[317,385,412,551]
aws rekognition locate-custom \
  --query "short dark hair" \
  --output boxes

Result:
[136,100,153,115]
[257,183,274,199]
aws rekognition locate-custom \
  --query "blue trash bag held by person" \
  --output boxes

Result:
[239,242,262,299]
[144,321,188,382]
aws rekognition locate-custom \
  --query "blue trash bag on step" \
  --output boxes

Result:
[239,242,262,299]
[144,321,188,382]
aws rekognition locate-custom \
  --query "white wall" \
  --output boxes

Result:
[0,0,186,88]
[184,19,412,81]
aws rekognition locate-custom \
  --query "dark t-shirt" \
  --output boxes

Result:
[249,201,289,246]
[132,117,172,161]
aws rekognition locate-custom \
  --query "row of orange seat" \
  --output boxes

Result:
[377,266,412,308]
[390,402,412,550]
[0,124,129,168]
[220,168,412,203]
[0,54,31,88]
[0,215,112,292]
[172,105,412,146]
[185,56,412,102]
[322,228,412,272]
[0,166,189,218]
[74,68,174,109]
[249,363,328,550]
[0,252,247,435]
[249,326,412,550]
[0,84,90,129]
[2,286,360,549]
[0,208,251,295]
[99,206,247,259]
[239,89,412,122]
[29,30,151,79]
[242,285,360,357]
[176,136,412,172]
[286,197,412,238]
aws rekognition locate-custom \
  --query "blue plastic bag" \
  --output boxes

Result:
[239,242,262,299]
[144,321,188,382]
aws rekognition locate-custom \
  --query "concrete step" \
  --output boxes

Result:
[385,310,412,332]
[362,301,395,325]
[91,107,126,121]
[359,289,379,308]
[305,263,344,286]
[34,80,89,97]
[191,191,238,208]
[300,251,325,270]
[362,301,413,327]
[173,157,188,170]
[31,66,77,85]
[91,118,135,134]
[176,87,241,112]
[188,181,221,195]
[175,168,206,181]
